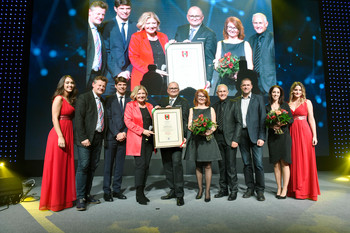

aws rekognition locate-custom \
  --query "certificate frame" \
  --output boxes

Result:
[166,42,207,91]
[153,107,184,148]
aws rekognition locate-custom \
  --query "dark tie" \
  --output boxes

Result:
[119,96,124,113]
[254,35,262,74]
[217,101,224,131]
[121,22,126,46]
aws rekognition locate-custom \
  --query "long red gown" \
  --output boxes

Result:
[39,97,76,211]
[288,101,320,201]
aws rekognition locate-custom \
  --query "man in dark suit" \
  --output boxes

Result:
[248,13,276,95]
[87,1,108,89]
[174,6,217,86]
[213,84,242,201]
[103,76,131,202]
[157,82,189,206]
[236,77,266,201]
[75,76,108,211]
[101,0,138,95]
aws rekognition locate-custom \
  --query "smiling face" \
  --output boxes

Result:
[114,5,131,21]
[252,14,268,34]
[115,81,127,95]
[292,85,303,99]
[136,89,147,103]
[226,22,239,39]
[63,77,75,94]
[216,85,229,101]
[89,6,106,26]
[167,82,180,98]
[92,80,106,97]
[271,87,281,102]
[144,17,158,35]
[197,91,207,105]
[187,7,204,27]
[241,79,253,96]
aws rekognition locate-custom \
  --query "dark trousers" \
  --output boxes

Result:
[103,139,126,194]
[76,131,103,199]
[160,148,184,197]
[216,133,238,193]
[134,139,153,187]
[239,129,265,192]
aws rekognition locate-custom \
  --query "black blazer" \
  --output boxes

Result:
[74,91,106,145]
[159,96,190,137]
[86,24,107,83]
[213,99,242,146]
[235,93,266,144]
[101,18,138,78]
[105,94,131,141]
[175,23,217,82]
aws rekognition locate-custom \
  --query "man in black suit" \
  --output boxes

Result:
[236,77,266,201]
[87,1,108,89]
[101,0,138,95]
[174,6,217,86]
[248,13,276,95]
[157,82,189,206]
[75,76,108,211]
[103,76,131,202]
[213,84,242,201]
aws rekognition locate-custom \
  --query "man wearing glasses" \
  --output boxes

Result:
[174,6,217,87]
[156,82,189,206]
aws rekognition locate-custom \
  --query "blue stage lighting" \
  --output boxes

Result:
[68,9,76,17]
[32,48,41,56]
[40,68,48,76]
[49,50,57,58]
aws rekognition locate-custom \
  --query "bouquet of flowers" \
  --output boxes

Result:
[191,114,217,141]
[265,109,291,134]
[215,52,240,78]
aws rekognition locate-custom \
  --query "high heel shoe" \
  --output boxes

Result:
[204,191,211,202]
[278,195,287,199]
[196,190,203,199]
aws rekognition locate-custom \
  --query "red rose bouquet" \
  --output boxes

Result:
[191,114,217,141]
[215,52,240,78]
[265,109,291,134]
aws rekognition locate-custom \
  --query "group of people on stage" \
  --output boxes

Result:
[38,1,320,212]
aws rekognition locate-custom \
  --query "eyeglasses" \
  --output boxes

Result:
[227,26,238,30]
[188,15,202,19]
[168,87,179,90]
[198,95,206,98]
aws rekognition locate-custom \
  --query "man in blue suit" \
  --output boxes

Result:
[103,76,131,202]
[236,77,266,201]
[174,6,217,86]
[101,0,138,95]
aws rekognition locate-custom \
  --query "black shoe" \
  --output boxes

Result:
[176,197,185,206]
[228,192,237,201]
[196,190,203,199]
[113,192,127,200]
[275,194,280,199]
[277,195,286,199]
[161,191,176,200]
[243,189,254,198]
[76,198,86,211]
[204,191,211,202]
[136,186,147,205]
[86,195,101,204]
[214,190,229,198]
[103,193,113,202]
[256,191,265,201]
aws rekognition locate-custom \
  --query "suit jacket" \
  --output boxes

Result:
[128,30,169,90]
[213,99,242,146]
[159,96,190,138]
[105,94,131,141]
[101,18,138,78]
[124,100,153,156]
[235,93,266,144]
[248,31,276,94]
[175,23,217,82]
[74,91,106,145]
[86,24,107,84]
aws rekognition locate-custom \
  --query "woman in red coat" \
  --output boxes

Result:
[124,85,154,205]
[128,12,169,90]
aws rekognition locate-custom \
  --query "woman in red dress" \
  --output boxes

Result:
[39,75,78,211]
[287,82,320,201]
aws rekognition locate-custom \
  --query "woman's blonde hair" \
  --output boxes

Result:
[289,81,306,103]
[130,85,148,101]
[136,12,160,31]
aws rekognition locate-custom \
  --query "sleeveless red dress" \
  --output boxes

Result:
[39,97,76,211]
[287,101,320,201]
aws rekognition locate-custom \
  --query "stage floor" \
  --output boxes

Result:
[1,172,350,233]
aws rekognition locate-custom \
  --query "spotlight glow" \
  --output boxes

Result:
[0,162,4,167]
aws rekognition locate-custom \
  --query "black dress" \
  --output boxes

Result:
[266,102,293,164]
[184,108,221,162]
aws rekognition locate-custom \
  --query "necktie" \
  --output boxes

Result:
[217,101,224,131]
[97,98,104,131]
[93,27,102,70]
[254,35,262,74]
[121,22,126,46]
[119,96,124,113]
[169,98,174,106]
[189,28,195,41]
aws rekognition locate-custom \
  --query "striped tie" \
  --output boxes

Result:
[97,98,104,131]
[189,28,195,41]
[94,27,102,70]
[254,35,262,74]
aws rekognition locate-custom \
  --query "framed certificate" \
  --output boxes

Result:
[166,42,207,91]
[153,107,184,148]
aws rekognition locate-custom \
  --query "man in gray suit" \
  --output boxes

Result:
[236,77,266,201]
[248,13,276,95]
[101,0,138,95]
[175,6,217,86]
